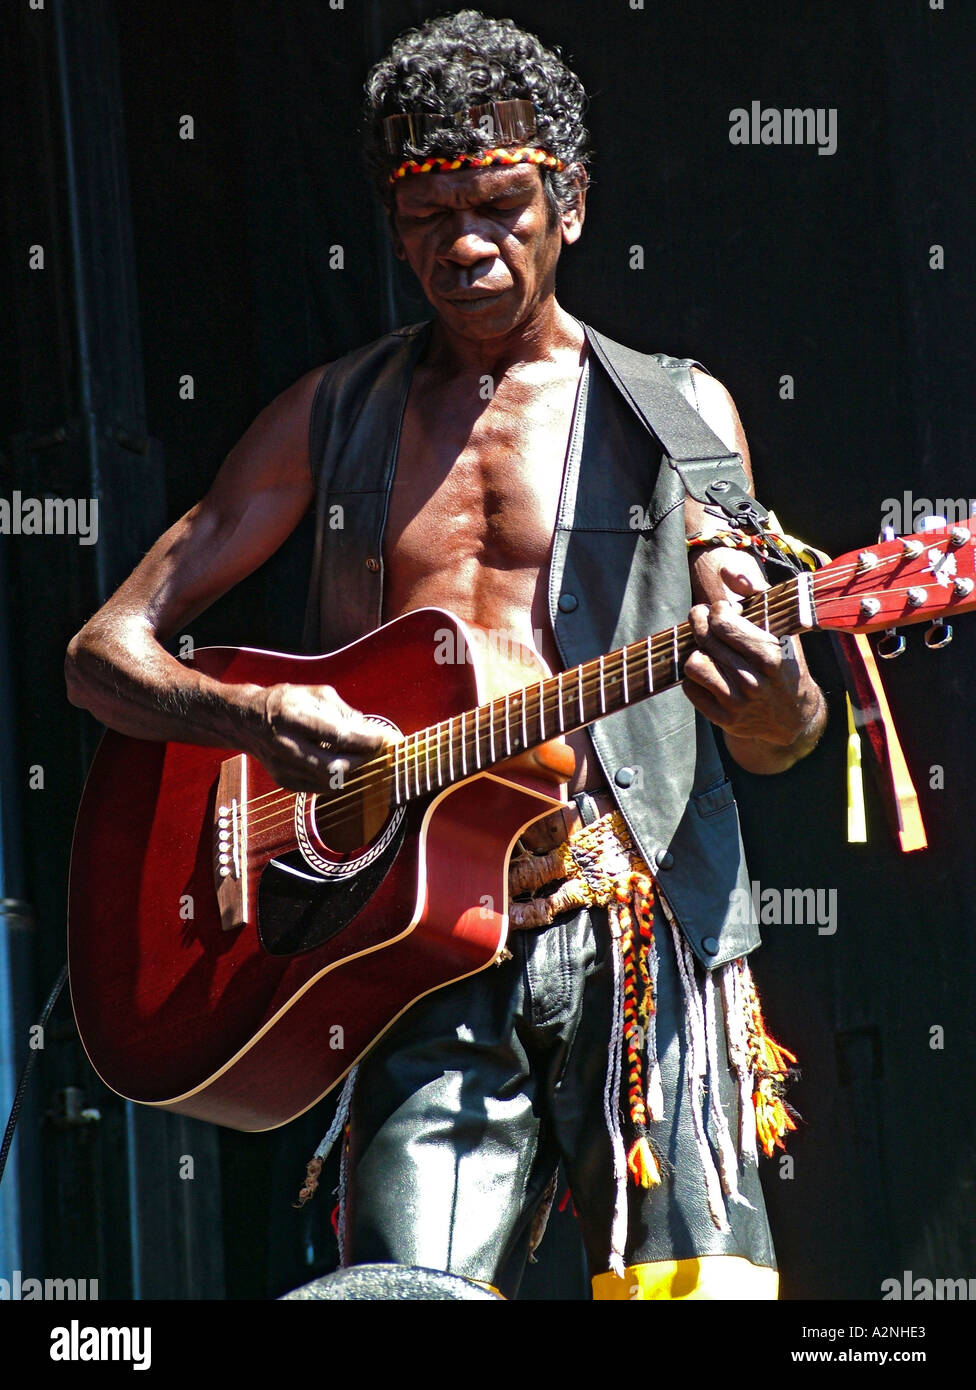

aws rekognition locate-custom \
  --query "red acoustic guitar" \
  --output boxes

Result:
[68,520,976,1129]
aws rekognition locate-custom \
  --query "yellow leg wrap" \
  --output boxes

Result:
[591,1255,779,1301]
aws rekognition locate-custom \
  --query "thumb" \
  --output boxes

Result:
[719,553,769,599]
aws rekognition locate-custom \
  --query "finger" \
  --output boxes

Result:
[721,566,763,598]
[716,551,768,598]
[309,689,389,753]
[329,706,390,754]
[271,687,388,754]
[682,648,743,703]
[681,677,737,729]
[267,742,379,795]
[691,599,784,672]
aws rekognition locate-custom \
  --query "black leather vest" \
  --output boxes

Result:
[302,321,761,966]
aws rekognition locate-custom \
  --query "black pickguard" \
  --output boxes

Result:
[256,816,408,956]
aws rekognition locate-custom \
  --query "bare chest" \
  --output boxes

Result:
[382,367,581,611]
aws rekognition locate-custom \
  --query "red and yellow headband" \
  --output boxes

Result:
[390,146,563,183]
[381,98,564,184]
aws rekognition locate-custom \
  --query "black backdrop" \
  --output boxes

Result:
[2,0,975,1302]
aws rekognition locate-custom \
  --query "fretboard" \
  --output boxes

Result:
[387,575,812,805]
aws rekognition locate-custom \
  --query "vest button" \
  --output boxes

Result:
[557,593,578,613]
[702,936,720,956]
[614,767,635,788]
[365,557,380,572]
[655,849,674,871]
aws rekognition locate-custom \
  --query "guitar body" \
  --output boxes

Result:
[68,609,564,1130]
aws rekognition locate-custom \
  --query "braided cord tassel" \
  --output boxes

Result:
[615,871,662,1190]
[603,905,629,1277]
[740,960,799,1156]
[293,1063,359,1209]
[667,911,730,1233]
[721,961,759,1164]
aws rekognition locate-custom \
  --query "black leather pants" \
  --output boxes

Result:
[343,904,776,1299]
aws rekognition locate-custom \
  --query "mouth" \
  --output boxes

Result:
[439,286,509,303]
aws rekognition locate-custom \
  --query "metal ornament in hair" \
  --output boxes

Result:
[381,98,539,157]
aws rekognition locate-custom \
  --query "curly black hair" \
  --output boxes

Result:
[364,10,589,223]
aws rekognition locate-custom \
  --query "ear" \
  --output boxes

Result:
[559,165,587,246]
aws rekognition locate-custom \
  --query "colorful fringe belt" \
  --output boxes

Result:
[508,809,798,1276]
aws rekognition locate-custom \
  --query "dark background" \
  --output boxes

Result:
[1,0,974,1301]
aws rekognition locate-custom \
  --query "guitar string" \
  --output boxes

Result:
[243,586,803,834]
[239,543,927,819]
[244,558,951,841]
[245,592,820,841]
[242,545,967,841]
[243,576,815,827]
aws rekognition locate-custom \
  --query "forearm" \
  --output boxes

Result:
[65,612,265,753]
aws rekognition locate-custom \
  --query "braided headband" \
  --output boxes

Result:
[390,146,564,183]
[382,97,564,183]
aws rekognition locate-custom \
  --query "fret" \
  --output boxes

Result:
[556,671,565,731]
[488,702,496,764]
[412,732,421,799]
[521,687,529,749]
[448,716,455,783]
[646,635,653,693]
[473,706,482,769]
[504,693,512,756]
[393,741,402,805]
[621,646,629,705]
[598,654,606,713]
[460,712,467,777]
[435,720,442,787]
[672,626,679,685]
[762,590,769,633]
[424,726,431,792]
[538,680,546,739]
[577,663,585,723]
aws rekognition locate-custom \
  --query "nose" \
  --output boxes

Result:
[438,212,499,266]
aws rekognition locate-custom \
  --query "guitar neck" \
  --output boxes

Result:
[388,574,813,805]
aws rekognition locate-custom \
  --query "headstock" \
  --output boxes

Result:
[811,519,976,634]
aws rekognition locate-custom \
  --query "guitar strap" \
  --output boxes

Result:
[584,324,926,853]
[582,325,754,505]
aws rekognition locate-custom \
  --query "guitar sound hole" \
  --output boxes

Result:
[312,778,392,857]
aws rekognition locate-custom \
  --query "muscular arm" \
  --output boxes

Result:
[65,368,386,791]
[680,369,827,775]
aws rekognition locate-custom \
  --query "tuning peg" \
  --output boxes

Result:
[924,621,953,649]
[877,629,906,660]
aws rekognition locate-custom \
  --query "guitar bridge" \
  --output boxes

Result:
[214,755,250,931]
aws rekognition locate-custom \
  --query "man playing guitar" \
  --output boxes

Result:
[65,10,826,1300]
